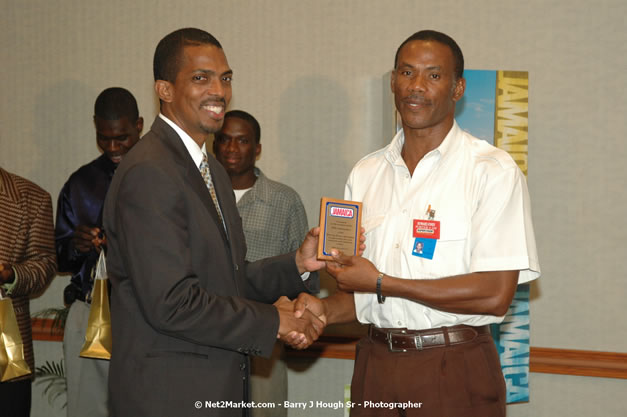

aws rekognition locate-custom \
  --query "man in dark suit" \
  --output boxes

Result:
[103,28,325,417]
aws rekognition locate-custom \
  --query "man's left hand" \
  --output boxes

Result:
[295,227,367,275]
[326,250,379,293]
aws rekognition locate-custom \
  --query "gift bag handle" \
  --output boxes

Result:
[95,250,107,281]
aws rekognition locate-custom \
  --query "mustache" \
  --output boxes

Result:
[200,97,227,107]
[403,95,431,104]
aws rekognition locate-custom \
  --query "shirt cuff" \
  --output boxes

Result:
[300,271,310,281]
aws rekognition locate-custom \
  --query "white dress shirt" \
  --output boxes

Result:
[159,113,207,166]
[347,121,540,330]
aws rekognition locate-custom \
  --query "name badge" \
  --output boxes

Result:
[412,238,437,260]
[413,219,440,240]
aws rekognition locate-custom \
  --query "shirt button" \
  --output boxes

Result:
[397,321,403,326]
[402,209,407,214]
[395,244,399,249]
[240,362,246,371]
[234,264,239,271]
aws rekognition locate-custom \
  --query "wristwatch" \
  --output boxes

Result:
[376,272,386,304]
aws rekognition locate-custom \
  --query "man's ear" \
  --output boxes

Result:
[136,117,144,133]
[452,77,466,103]
[155,80,174,103]
[255,143,262,160]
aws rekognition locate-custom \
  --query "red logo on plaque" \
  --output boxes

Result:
[330,207,354,218]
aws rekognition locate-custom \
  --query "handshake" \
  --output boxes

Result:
[273,225,369,350]
[273,293,327,350]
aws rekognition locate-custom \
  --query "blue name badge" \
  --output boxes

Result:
[412,238,437,260]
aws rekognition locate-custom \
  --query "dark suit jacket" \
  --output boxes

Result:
[103,117,316,417]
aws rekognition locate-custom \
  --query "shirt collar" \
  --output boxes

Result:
[239,167,268,203]
[385,120,461,166]
[159,113,207,169]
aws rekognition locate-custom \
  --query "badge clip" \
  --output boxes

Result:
[426,205,436,220]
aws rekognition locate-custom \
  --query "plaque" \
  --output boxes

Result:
[317,197,362,260]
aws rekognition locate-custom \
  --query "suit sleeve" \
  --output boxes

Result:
[10,190,57,297]
[110,162,279,356]
[240,195,316,302]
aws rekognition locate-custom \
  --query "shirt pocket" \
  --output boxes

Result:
[423,217,470,277]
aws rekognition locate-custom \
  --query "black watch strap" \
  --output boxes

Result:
[376,272,386,304]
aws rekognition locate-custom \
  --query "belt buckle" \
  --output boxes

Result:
[387,331,406,352]
[387,330,422,353]
[386,330,423,352]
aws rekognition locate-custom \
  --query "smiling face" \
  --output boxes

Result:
[156,44,232,145]
[392,40,465,134]
[95,116,143,164]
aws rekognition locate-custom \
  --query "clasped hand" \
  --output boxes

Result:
[276,227,370,349]
[274,296,326,350]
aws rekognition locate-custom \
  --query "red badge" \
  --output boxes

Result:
[413,219,440,239]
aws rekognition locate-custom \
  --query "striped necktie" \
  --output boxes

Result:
[199,154,227,233]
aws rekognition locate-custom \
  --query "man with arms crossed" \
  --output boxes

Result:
[103,28,325,417]
[298,30,540,417]
[55,87,143,417]
[214,110,309,417]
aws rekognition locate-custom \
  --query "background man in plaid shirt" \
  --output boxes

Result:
[214,109,308,417]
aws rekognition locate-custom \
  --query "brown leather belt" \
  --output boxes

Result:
[369,324,490,352]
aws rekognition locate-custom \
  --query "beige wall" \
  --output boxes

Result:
[2,0,626,415]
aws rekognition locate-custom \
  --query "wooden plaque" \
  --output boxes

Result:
[317,197,362,260]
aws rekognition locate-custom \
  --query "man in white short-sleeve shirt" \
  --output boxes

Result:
[297,30,540,417]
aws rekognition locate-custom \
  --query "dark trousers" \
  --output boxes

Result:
[350,332,506,417]
[0,378,32,417]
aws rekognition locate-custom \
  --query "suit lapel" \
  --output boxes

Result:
[151,118,229,244]
[0,168,18,203]
[0,169,26,261]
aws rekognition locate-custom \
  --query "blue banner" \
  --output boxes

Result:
[456,70,531,403]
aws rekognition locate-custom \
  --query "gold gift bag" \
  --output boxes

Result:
[0,290,32,381]
[80,250,112,360]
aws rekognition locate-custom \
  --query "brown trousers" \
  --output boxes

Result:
[349,331,506,417]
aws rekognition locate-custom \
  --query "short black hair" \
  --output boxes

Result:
[94,87,139,121]
[223,110,261,144]
[394,30,464,80]
[153,28,222,82]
